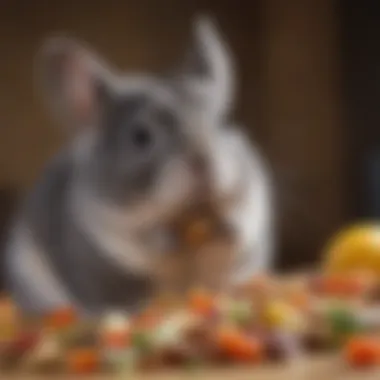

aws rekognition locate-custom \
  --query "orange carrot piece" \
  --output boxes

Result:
[215,326,263,363]
[188,288,215,316]
[132,308,161,330]
[44,307,77,329]
[102,330,130,349]
[344,336,380,367]
[312,275,367,297]
[67,348,100,374]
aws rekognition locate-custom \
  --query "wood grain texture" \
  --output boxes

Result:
[0,355,376,380]
[258,0,345,268]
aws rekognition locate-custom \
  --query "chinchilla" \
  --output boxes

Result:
[4,16,274,316]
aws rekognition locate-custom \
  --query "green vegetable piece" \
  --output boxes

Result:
[184,356,204,373]
[327,307,364,345]
[114,349,138,373]
[103,348,139,379]
[113,350,138,380]
[130,331,153,354]
[227,301,253,326]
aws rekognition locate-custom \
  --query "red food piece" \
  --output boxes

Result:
[344,336,380,367]
[0,330,40,367]
[102,330,130,349]
[188,289,216,317]
[309,275,369,297]
[215,326,263,363]
[44,307,77,329]
[11,330,39,354]
[67,348,100,374]
[132,308,161,330]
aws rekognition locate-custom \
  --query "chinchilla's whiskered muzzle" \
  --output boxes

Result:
[5,15,274,314]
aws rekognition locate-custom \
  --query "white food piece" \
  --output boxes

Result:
[153,310,199,348]
[101,311,130,333]
[103,347,138,370]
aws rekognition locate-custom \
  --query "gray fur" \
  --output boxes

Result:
[4,16,274,316]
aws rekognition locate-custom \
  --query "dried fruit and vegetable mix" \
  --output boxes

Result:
[1,274,380,375]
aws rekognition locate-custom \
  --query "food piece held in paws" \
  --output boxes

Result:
[183,217,214,247]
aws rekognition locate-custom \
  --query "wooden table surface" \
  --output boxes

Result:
[1,355,378,380]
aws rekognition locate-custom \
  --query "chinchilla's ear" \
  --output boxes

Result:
[35,36,114,132]
[180,15,236,118]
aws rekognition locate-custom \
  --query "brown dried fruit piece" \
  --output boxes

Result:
[0,330,40,371]
[184,324,220,360]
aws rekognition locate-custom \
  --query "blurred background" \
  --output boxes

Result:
[0,0,374,279]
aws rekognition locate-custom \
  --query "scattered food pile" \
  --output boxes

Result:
[1,273,380,375]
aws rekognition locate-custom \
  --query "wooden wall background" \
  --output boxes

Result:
[0,0,345,269]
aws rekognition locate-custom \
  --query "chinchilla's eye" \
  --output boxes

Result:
[130,122,152,150]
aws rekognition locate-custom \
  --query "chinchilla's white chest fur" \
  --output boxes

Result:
[220,128,274,283]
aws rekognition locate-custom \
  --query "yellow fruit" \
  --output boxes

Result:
[323,224,380,276]
[263,300,305,332]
